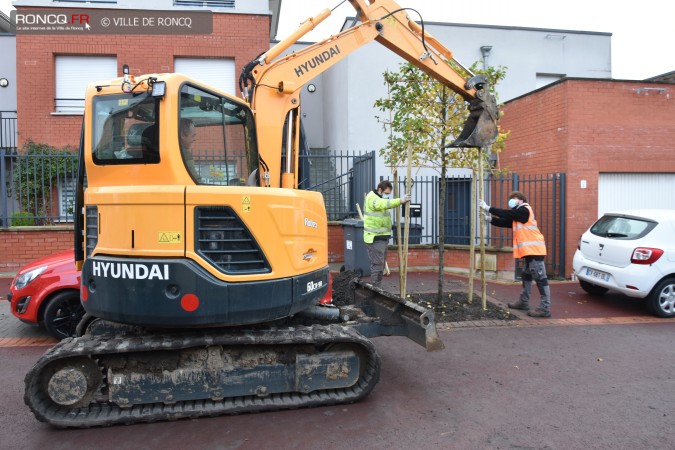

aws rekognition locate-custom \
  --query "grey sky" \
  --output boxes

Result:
[275,0,675,80]
[2,0,673,79]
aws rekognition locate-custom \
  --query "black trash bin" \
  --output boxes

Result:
[342,218,371,276]
[391,224,424,244]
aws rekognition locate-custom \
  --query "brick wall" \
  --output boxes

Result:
[16,7,270,149]
[0,228,73,271]
[500,79,675,276]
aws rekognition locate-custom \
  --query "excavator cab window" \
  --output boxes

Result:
[92,93,160,165]
[179,84,259,186]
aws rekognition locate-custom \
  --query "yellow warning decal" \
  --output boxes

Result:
[118,99,129,106]
[242,195,251,213]
[158,232,182,244]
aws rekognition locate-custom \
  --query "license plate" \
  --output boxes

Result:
[586,268,610,282]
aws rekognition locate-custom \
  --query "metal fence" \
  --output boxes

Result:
[1,144,566,276]
[301,150,376,221]
[0,148,377,226]
[1,147,79,227]
[0,111,17,153]
[390,172,567,277]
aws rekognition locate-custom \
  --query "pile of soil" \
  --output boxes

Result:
[330,271,517,322]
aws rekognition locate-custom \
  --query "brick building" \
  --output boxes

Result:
[1,0,279,271]
[14,0,279,148]
[499,78,675,277]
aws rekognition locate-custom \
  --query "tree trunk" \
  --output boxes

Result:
[438,166,446,305]
[437,89,448,305]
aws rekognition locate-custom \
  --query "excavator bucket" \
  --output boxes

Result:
[451,76,500,148]
[347,280,445,352]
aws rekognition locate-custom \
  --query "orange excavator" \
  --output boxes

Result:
[24,0,498,427]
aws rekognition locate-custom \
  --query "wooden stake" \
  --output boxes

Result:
[468,169,476,303]
[478,148,487,310]
[402,144,413,298]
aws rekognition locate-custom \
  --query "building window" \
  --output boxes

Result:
[174,0,235,8]
[55,56,117,114]
[174,58,235,95]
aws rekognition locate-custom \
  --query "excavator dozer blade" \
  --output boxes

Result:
[451,78,499,148]
[348,280,445,352]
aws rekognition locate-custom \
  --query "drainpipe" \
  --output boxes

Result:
[480,46,492,72]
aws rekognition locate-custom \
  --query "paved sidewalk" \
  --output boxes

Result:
[0,270,669,347]
[365,270,670,329]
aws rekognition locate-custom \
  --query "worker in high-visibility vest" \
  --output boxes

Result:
[363,180,411,287]
[480,191,551,318]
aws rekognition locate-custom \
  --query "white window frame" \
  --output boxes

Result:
[55,56,117,115]
[174,58,235,95]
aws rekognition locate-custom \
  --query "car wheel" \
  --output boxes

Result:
[43,291,85,340]
[647,278,675,318]
[579,279,609,296]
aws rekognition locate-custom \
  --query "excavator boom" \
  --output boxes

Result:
[240,0,499,187]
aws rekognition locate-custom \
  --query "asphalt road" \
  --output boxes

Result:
[2,323,673,450]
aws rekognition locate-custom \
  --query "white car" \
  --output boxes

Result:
[573,209,675,318]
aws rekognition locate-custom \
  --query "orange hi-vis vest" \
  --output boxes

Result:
[512,204,547,258]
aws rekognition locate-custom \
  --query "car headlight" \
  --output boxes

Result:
[13,266,47,290]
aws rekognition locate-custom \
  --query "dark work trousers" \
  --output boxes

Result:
[366,239,388,287]
[520,256,551,311]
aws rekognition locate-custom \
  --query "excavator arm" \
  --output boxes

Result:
[240,0,499,189]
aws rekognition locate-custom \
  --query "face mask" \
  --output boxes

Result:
[382,193,391,199]
[508,199,519,209]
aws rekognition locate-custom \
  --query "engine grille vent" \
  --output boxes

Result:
[85,206,98,257]
[195,207,269,274]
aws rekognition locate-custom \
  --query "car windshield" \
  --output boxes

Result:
[590,215,657,240]
[92,93,160,165]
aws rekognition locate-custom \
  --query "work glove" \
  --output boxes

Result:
[483,214,492,225]
[401,194,411,204]
[479,199,490,212]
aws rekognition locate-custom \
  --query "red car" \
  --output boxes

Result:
[8,250,83,340]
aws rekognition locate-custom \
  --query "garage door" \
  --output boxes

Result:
[598,173,675,217]
[174,58,235,95]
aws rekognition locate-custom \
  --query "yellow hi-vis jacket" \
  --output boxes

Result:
[363,190,401,244]
[512,203,547,258]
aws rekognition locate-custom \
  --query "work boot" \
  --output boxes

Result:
[507,300,529,310]
[527,308,551,318]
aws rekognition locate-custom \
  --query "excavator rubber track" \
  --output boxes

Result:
[25,324,380,428]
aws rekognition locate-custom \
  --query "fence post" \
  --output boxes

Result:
[512,172,519,191]
[559,173,566,278]
[1,148,6,228]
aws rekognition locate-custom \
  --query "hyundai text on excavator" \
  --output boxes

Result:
[25,0,498,427]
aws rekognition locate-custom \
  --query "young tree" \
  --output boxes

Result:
[375,62,508,304]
